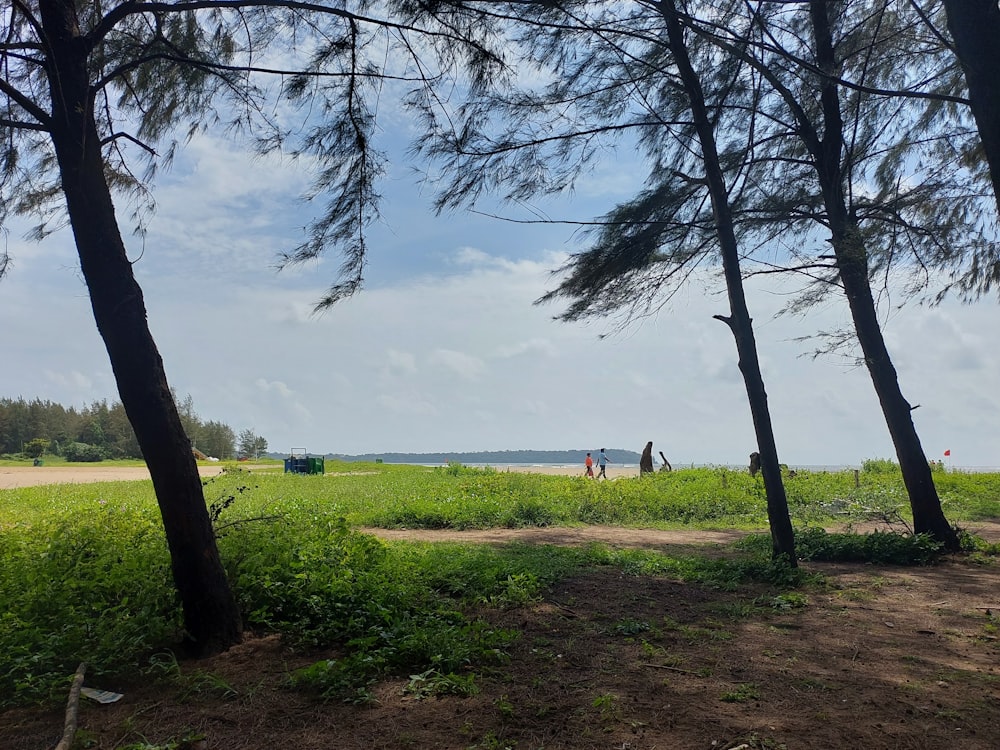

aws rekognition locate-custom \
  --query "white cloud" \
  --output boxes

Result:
[6,230,998,466]
[382,349,418,376]
[254,378,295,398]
[43,369,94,392]
[3,127,998,468]
[377,392,438,416]
[428,349,486,380]
[494,338,557,359]
[6,244,998,467]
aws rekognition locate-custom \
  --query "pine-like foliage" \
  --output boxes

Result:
[414,1,999,324]
[0,0,507,305]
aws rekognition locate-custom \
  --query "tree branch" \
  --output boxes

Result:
[10,0,44,44]
[681,3,969,106]
[100,131,157,155]
[712,313,735,331]
[0,79,51,128]
[89,0,498,55]
[54,663,86,750]
[0,117,49,131]
[93,51,427,93]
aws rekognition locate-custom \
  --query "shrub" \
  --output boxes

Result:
[0,508,179,705]
[23,438,49,458]
[861,457,899,474]
[843,485,911,532]
[62,442,105,462]
[794,527,943,565]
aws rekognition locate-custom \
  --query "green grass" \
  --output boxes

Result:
[6,462,998,531]
[0,456,150,467]
[195,462,1000,530]
[1,462,997,706]
[0,456,284,468]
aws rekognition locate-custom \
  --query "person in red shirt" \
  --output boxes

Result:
[584,452,594,478]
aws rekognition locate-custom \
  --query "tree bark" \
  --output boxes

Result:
[808,1,958,550]
[39,0,242,653]
[942,0,1000,213]
[835,234,958,546]
[663,1,796,564]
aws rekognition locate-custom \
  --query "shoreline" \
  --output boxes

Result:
[488,464,643,479]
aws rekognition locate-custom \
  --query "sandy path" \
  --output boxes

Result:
[366,524,750,546]
[0,464,235,489]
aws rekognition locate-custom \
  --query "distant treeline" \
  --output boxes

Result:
[0,396,237,461]
[321,449,644,465]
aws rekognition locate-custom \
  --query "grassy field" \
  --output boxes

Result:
[0,456,149,467]
[1,462,998,711]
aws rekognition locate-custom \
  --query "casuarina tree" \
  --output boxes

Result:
[420,1,998,552]
[416,0,797,561]
[684,0,998,548]
[940,0,1000,214]
[0,0,503,653]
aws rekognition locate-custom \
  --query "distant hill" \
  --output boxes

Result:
[277,449,643,465]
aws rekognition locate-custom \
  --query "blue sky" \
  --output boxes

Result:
[2,121,998,468]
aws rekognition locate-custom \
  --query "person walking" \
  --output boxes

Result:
[584,452,595,478]
[597,448,611,479]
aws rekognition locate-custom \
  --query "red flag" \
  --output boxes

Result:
[944,450,951,457]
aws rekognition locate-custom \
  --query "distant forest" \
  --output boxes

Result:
[0,396,237,461]
[3,397,642,466]
[321,449,644,465]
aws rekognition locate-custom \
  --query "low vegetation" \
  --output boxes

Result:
[1,462,998,710]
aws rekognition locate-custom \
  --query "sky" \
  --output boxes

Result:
[2,124,999,469]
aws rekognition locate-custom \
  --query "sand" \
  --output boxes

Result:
[0,464,230,489]
[487,464,642,479]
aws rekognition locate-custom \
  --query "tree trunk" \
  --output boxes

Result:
[808,1,958,551]
[663,1,796,564]
[39,0,242,653]
[836,234,958,547]
[942,0,1000,213]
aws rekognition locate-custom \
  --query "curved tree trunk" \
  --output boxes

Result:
[663,0,796,564]
[808,1,958,551]
[39,0,242,654]
[942,0,1000,213]
[836,234,958,546]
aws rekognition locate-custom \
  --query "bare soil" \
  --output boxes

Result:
[4,470,1000,749]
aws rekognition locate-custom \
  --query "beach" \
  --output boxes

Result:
[486,464,642,479]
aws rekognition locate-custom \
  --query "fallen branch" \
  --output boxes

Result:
[548,600,581,618]
[55,662,86,750]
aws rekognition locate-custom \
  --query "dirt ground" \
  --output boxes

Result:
[4,469,1000,749]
